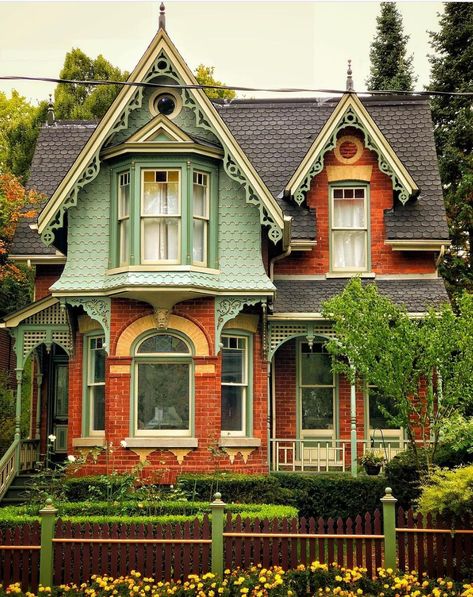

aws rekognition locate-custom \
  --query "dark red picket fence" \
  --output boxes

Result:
[396,508,473,580]
[0,523,40,590]
[53,517,211,587]
[223,511,383,576]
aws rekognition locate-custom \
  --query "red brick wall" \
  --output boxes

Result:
[0,329,15,385]
[274,129,437,276]
[35,265,64,300]
[68,297,268,482]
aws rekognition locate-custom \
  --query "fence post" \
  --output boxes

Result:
[211,492,226,577]
[381,487,398,570]
[39,498,57,588]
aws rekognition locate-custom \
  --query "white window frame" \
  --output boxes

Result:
[118,171,130,266]
[221,334,248,437]
[133,333,193,437]
[87,335,106,436]
[140,168,181,265]
[192,170,209,267]
[330,185,369,273]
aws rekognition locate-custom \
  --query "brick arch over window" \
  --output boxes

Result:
[115,314,210,357]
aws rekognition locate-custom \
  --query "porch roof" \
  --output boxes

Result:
[272,277,449,315]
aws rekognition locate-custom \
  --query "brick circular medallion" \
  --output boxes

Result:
[334,135,364,164]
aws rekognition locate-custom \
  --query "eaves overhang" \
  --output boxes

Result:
[0,296,59,328]
[385,239,451,251]
[285,93,419,206]
[101,142,224,161]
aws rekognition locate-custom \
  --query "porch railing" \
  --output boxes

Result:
[0,439,39,500]
[269,438,405,473]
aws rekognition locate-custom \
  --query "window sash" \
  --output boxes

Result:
[192,171,209,266]
[221,335,248,436]
[118,172,130,266]
[87,336,106,435]
[330,186,368,272]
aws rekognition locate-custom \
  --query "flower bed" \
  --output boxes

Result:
[1,563,472,597]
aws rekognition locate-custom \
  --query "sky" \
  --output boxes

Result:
[0,0,444,104]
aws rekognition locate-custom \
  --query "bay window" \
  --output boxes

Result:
[134,333,192,436]
[331,185,369,272]
[112,159,217,270]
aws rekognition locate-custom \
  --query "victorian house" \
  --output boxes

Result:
[0,8,450,488]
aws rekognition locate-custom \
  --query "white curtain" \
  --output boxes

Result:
[333,198,366,268]
[143,181,179,260]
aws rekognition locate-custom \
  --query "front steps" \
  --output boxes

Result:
[1,473,36,506]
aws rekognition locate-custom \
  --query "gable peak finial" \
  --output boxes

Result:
[159,2,166,30]
[47,94,55,126]
[346,59,354,92]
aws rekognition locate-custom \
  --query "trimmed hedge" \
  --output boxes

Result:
[0,500,297,529]
[178,472,387,519]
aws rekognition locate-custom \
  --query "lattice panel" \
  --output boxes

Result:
[23,331,47,358]
[26,302,68,326]
[268,321,336,359]
[52,331,73,354]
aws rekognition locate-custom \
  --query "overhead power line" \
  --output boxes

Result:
[1,75,472,97]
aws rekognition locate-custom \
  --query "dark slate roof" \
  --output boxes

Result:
[10,121,96,256]
[215,96,449,241]
[273,278,449,314]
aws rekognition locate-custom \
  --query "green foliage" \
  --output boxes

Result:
[384,449,429,507]
[0,263,33,317]
[0,91,47,180]
[321,279,473,468]
[194,65,236,101]
[439,413,473,457]
[54,48,129,120]
[366,3,417,91]
[178,472,387,519]
[417,465,473,526]
[0,500,297,530]
[0,372,15,453]
[428,3,473,296]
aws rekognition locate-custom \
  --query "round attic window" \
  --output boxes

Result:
[149,89,182,119]
[334,135,364,164]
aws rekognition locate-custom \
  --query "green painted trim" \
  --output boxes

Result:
[381,488,398,569]
[221,330,253,437]
[131,162,139,266]
[81,331,106,437]
[39,501,58,588]
[129,329,196,438]
[328,181,371,274]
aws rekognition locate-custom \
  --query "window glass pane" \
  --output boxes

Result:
[193,219,205,263]
[333,189,343,199]
[92,385,105,431]
[137,363,189,431]
[143,218,179,261]
[54,365,68,418]
[221,386,244,431]
[222,346,244,383]
[119,220,129,265]
[344,188,354,198]
[119,183,130,218]
[301,345,332,386]
[332,230,366,269]
[369,389,399,430]
[137,334,189,354]
[193,184,207,217]
[143,182,179,215]
[333,198,365,228]
[302,388,334,430]
[93,346,106,383]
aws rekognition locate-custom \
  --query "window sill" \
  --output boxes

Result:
[218,437,261,448]
[106,265,220,275]
[72,437,106,448]
[124,437,198,449]
[325,272,375,279]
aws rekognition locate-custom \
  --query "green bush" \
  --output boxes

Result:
[0,500,297,529]
[417,464,473,526]
[63,474,137,501]
[384,449,430,508]
[178,472,387,519]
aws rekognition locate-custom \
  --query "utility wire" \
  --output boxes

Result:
[1,75,472,97]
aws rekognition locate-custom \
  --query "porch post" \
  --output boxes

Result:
[14,367,23,470]
[350,364,357,477]
[35,371,43,440]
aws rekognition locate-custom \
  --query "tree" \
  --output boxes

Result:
[0,173,42,316]
[428,3,473,297]
[194,65,236,101]
[55,48,129,120]
[366,3,417,91]
[0,91,47,181]
[321,278,473,470]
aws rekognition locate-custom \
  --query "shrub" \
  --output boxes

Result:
[0,500,297,529]
[384,449,430,508]
[178,472,387,519]
[417,464,473,526]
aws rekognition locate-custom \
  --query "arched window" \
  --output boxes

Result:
[134,333,193,436]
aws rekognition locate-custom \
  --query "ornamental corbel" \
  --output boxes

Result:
[65,297,111,354]
[215,296,263,354]
[153,308,170,330]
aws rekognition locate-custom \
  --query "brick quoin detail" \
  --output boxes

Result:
[68,297,268,481]
[274,128,437,276]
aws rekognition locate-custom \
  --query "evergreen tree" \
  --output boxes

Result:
[428,3,473,296]
[367,3,417,91]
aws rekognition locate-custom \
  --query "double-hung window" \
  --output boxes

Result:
[118,172,131,266]
[221,335,249,436]
[192,171,209,265]
[142,169,180,263]
[86,336,106,435]
[331,185,368,272]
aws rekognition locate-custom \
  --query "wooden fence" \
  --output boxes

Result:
[0,490,472,591]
